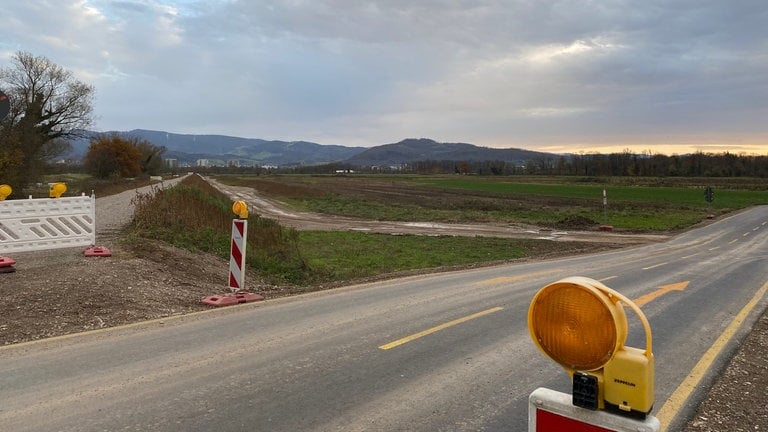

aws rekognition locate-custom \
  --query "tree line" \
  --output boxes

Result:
[282,151,768,178]
[523,151,768,177]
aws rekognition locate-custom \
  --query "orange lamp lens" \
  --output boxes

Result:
[529,282,625,371]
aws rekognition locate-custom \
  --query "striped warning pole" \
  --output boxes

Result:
[228,200,249,292]
[201,201,264,306]
[229,201,248,293]
[228,218,247,292]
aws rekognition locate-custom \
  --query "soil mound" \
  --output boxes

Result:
[554,215,599,230]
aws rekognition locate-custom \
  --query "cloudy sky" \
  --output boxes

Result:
[2,1,767,154]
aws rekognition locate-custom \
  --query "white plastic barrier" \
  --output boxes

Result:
[0,194,96,253]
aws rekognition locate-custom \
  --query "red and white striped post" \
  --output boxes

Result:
[201,200,264,307]
[228,218,247,292]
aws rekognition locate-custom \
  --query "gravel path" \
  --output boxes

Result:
[95,175,188,236]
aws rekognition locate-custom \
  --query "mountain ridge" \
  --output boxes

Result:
[66,130,555,167]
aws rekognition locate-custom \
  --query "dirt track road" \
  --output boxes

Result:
[203,176,670,246]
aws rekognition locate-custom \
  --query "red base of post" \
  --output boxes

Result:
[201,292,264,307]
[0,256,16,273]
[598,225,614,231]
[84,246,112,257]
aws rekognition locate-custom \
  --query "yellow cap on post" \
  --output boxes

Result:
[232,200,249,219]
[0,184,12,200]
[49,182,67,198]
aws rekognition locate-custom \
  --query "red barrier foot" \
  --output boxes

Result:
[202,292,265,307]
[0,256,16,273]
[598,225,614,231]
[84,246,112,257]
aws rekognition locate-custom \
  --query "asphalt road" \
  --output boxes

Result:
[1,206,766,431]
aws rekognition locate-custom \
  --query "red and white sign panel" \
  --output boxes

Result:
[537,410,614,431]
[529,388,660,432]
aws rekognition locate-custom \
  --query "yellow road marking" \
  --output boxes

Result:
[728,239,738,245]
[708,246,720,251]
[680,253,699,259]
[642,262,668,270]
[473,269,561,286]
[656,279,768,430]
[633,281,689,308]
[599,276,618,282]
[379,307,504,350]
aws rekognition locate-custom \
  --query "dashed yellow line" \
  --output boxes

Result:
[472,269,562,286]
[379,307,504,350]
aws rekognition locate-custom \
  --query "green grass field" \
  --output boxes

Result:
[127,174,767,288]
[220,174,768,231]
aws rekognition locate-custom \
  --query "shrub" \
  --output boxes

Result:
[130,175,311,285]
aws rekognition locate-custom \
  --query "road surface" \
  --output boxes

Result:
[1,206,766,431]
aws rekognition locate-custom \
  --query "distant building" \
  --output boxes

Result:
[165,158,178,169]
[196,159,211,167]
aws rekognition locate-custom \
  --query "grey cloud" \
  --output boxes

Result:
[1,0,766,153]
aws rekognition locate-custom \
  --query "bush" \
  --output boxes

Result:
[130,175,311,285]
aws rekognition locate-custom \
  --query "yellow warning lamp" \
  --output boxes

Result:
[528,276,654,418]
[232,200,249,219]
[49,182,67,198]
[0,184,11,200]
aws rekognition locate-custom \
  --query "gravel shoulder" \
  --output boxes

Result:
[0,177,765,431]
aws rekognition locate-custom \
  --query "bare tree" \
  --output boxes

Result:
[0,51,95,193]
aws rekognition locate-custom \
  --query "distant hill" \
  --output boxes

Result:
[65,131,555,167]
[344,138,554,167]
[67,129,367,166]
